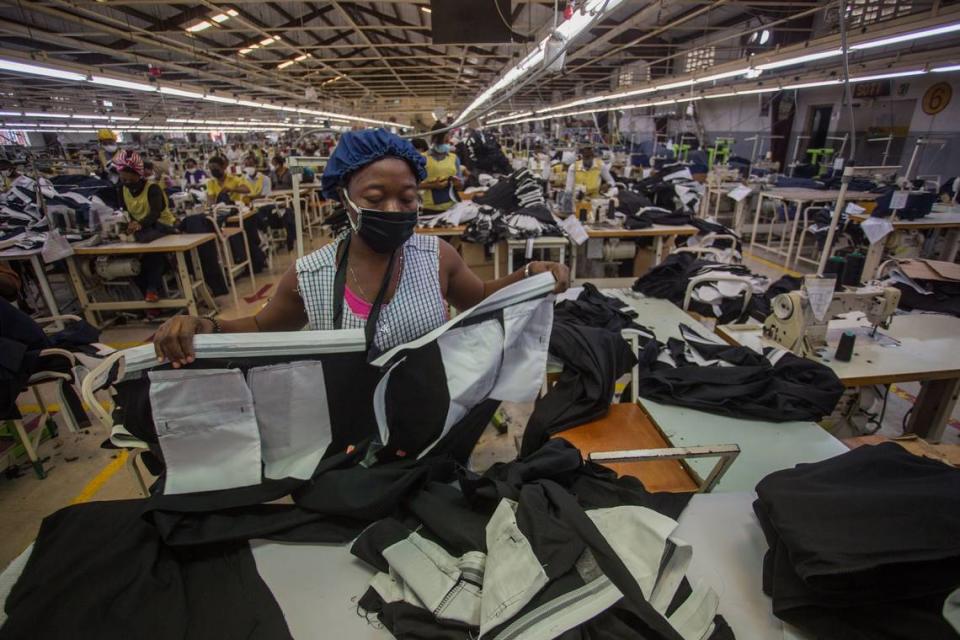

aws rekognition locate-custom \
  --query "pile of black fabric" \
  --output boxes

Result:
[457,129,512,176]
[624,206,694,230]
[754,443,960,639]
[523,284,640,454]
[747,273,803,321]
[473,167,545,213]
[633,252,759,324]
[460,205,508,245]
[633,322,844,422]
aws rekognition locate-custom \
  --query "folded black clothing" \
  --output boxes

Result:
[554,282,641,332]
[893,280,960,317]
[754,443,960,639]
[0,500,292,640]
[749,274,803,321]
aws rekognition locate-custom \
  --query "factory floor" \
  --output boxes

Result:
[1,238,958,570]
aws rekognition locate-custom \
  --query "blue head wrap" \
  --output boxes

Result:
[321,128,427,200]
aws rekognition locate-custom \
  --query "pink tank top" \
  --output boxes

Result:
[344,284,378,320]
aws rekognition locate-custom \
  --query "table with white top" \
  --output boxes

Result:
[0,246,65,329]
[748,187,878,268]
[716,313,960,442]
[64,233,218,327]
[846,209,960,280]
[585,285,848,492]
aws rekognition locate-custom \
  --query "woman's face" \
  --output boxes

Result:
[119,169,141,187]
[346,157,418,213]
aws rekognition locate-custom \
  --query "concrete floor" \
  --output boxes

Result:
[1,235,957,570]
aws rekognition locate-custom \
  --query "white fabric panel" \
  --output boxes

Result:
[480,500,549,636]
[149,369,261,494]
[489,298,554,402]
[247,361,333,480]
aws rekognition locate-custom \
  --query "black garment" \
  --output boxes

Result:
[893,280,960,317]
[554,283,641,332]
[633,253,755,324]
[523,322,636,455]
[749,274,803,320]
[177,214,230,296]
[457,129,512,175]
[0,500,292,640]
[754,443,960,640]
[633,323,844,422]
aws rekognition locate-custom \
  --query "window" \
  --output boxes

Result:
[0,130,30,146]
[845,0,913,27]
[684,46,716,73]
[618,63,651,88]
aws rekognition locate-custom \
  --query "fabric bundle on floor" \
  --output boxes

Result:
[754,443,960,640]
[633,252,767,324]
[633,321,844,422]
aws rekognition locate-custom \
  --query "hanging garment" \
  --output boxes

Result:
[754,443,960,640]
[633,322,844,422]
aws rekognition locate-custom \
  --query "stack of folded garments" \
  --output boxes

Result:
[754,443,960,639]
[474,168,544,213]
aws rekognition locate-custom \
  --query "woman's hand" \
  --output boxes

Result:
[153,315,214,368]
[126,220,142,233]
[527,261,570,294]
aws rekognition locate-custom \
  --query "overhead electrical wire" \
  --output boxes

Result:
[838,0,857,163]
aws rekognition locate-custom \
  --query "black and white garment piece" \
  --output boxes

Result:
[633,322,844,422]
[110,272,556,497]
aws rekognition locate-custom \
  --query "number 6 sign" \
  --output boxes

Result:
[923,82,952,116]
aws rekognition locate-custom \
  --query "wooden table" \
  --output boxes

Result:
[0,247,65,329]
[64,233,218,327]
[846,210,960,279]
[556,404,699,492]
[590,286,848,491]
[748,187,878,268]
[716,314,960,442]
[415,225,466,237]
[585,223,700,266]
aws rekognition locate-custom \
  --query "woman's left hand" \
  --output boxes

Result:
[527,261,570,294]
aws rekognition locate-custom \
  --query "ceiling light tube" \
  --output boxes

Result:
[756,49,841,71]
[90,76,157,92]
[0,59,87,81]
[696,68,750,83]
[852,22,960,50]
[25,112,69,118]
[0,111,21,116]
[203,94,239,104]
[737,86,780,95]
[185,21,213,33]
[850,70,925,82]
[933,64,960,72]
[109,116,140,122]
[657,79,694,91]
[71,114,110,119]
[782,79,841,90]
[160,87,204,99]
[277,60,295,70]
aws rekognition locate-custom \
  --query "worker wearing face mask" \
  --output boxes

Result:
[419,125,462,213]
[241,154,272,204]
[0,159,19,190]
[96,129,119,179]
[563,145,616,212]
[206,156,250,205]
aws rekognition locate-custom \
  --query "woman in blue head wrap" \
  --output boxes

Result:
[153,128,569,365]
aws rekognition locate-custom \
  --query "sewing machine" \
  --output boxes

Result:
[762,287,901,357]
[98,210,133,243]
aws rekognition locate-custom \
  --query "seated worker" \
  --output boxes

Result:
[241,154,272,202]
[206,156,249,205]
[419,127,462,213]
[182,157,206,186]
[410,138,429,154]
[114,150,177,304]
[95,129,119,178]
[270,155,293,190]
[153,128,569,366]
[0,159,20,190]
[563,145,616,212]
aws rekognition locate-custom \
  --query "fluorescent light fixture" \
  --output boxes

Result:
[294,54,310,62]
[211,13,232,23]
[0,111,20,116]
[782,79,841,90]
[756,49,841,71]
[421,6,431,13]
[737,86,780,95]
[850,70,925,82]
[160,87,204,99]
[260,37,277,45]
[90,75,157,92]
[102,100,113,107]
[277,60,295,70]
[0,59,86,81]
[72,114,109,119]
[186,20,213,33]
[239,48,254,55]
[657,79,694,91]
[110,116,141,121]
[237,100,261,107]
[852,22,960,50]
[933,64,960,72]
[697,68,750,83]
[25,112,69,118]
[705,92,738,99]
[203,94,239,104]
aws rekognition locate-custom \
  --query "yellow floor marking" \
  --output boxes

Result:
[70,450,128,505]
[742,252,803,278]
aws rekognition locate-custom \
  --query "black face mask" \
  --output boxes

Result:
[582,158,594,169]
[343,191,419,254]
[210,168,225,179]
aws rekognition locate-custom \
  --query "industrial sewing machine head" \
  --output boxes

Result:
[762,287,901,357]
[99,210,133,243]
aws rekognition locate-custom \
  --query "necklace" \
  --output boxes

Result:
[347,248,404,303]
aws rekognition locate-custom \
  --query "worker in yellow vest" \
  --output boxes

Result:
[419,127,462,213]
[96,129,119,179]
[114,150,177,304]
[206,156,250,205]
[564,146,616,207]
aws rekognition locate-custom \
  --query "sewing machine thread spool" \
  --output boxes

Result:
[824,256,847,291]
[842,252,866,286]
[835,330,856,362]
